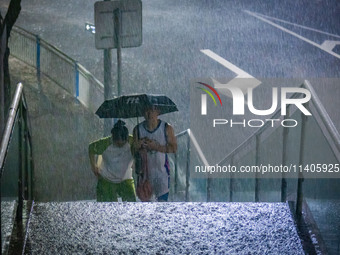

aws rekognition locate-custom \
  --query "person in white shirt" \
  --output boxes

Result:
[89,120,136,202]
[132,106,177,202]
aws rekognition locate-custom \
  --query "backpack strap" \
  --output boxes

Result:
[163,121,170,175]
[164,122,169,144]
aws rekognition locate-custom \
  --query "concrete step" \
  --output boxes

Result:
[25,202,304,254]
[1,200,16,254]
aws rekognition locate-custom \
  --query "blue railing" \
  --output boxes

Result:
[8,26,104,113]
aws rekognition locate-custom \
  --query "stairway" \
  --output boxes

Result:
[23,202,303,254]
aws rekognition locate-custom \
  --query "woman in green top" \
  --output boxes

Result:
[89,120,136,202]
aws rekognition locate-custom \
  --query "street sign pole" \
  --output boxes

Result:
[94,0,142,135]
[114,8,122,97]
[103,48,113,135]
[103,0,113,136]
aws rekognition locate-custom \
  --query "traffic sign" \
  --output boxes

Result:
[94,0,142,49]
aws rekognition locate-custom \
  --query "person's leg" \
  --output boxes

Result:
[96,177,118,202]
[157,174,170,202]
[118,179,136,202]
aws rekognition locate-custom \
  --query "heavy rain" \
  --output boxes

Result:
[1,0,340,254]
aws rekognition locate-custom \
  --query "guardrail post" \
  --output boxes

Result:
[296,104,309,217]
[36,35,41,82]
[206,173,211,202]
[185,133,190,202]
[281,107,290,202]
[0,186,2,253]
[255,134,260,202]
[23,105,29,200]
[174,153,178,197]
[229,157,234,202]
[17,100,23,221]
[30,140,34,200]
[74,62,79,98]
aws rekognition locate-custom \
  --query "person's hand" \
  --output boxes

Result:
[143,139,160,151]
[135,138,146,149]
[92,166,101,177]
[138,138,150,149]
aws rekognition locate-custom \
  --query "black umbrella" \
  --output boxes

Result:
[95,94,178,118]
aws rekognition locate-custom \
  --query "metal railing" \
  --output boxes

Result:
[0,83,34,254]
[173,80,340,214]
[8,26,105,113]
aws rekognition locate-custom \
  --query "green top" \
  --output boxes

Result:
[89,135,133,155]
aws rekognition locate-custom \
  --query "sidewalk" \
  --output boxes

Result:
[9,56,103,201]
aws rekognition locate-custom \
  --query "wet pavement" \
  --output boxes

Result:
[9,57,103,202]
[307,199,340,255]
[1,201,16,254]
[26,202,304,254]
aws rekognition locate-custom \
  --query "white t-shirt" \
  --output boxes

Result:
[99,143,133,183]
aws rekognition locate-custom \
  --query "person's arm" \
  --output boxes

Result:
[89,151,100,177]
[128,134,134,155]
[131,127,140,155]
[165,124,177,153]
[132,126,147,155]
[146,124,177,153]
[88,136,111,176]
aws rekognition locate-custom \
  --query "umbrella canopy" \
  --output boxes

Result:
[95,94,178,118]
